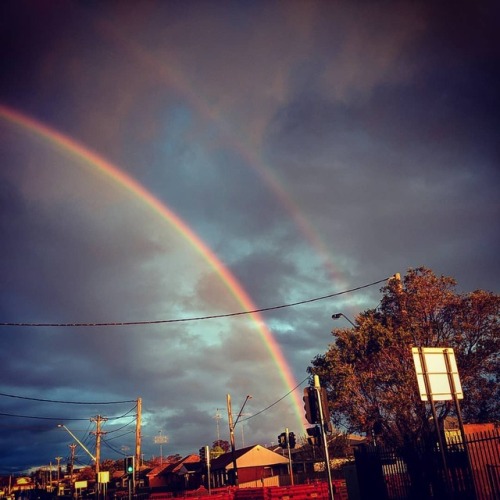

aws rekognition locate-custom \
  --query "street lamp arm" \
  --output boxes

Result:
[332,312,357,328]
[234,395,252,427]
[58,424,96,461]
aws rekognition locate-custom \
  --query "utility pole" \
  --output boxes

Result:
[226,394,238,486]
[136,398,142,481]
[133,397,141,493]
[226,394,252,487]
[55,456,62,491]
[91,415,107,482]
[69,444,76,485]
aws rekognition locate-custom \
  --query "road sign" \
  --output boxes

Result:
[412,347,463,401]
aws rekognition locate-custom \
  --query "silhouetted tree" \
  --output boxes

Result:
[309,267,499,448]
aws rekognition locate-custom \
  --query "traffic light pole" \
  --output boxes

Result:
[206,446,212,495]
[285,428,294,486]
[314,375,335,500]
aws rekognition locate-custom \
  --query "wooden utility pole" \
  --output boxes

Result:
[226,394,238,486]
[69,444,76,485]
[55,456,62,488]
[135,398,142,484]
[91,415,108,475]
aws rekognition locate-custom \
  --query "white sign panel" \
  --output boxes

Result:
[412,347,463,401]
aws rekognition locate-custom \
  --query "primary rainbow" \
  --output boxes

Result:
[0,104,306,430]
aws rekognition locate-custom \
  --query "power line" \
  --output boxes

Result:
[0,405,137,422]
[0,277,389,328]
[239,376,310,423]
[0,392,136,404]
[0,412,88,421]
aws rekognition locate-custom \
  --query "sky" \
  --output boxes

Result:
[1,0,499,474]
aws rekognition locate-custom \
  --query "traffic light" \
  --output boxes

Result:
[303,386,331,426]
[319,387,331,425]
[199,445,210,465]
[278,432,287,448]
[288,432,296,449]
[306,426,321,446]
[124,456,134,476]
[303,387,319,424]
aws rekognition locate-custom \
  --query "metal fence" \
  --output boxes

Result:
[353,428,499,500]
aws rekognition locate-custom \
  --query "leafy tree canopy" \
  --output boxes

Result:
[212,440,230,453]
[309,267,499,448]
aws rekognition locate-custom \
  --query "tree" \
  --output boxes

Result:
[309,267,499,449]
[212,439,230,453]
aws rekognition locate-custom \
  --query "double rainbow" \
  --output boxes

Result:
[0,104,306,430]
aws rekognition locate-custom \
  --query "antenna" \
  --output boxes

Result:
[214,409,223,443]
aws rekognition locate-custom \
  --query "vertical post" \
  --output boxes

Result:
[136,397,142,490]
[314,375,335,500]
[443,350,473,472]
[227,394,238,486]
[69,443,76,496]
[417,348,450,490]
[55,457,62,493]
[285,428,294,486]
[91,415,107,499]
[206,445,212,495]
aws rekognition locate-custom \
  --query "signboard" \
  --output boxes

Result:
[75,481,88,490]
[412,347,463,401]
[98,471,109,484]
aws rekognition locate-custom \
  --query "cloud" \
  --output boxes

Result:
[1,0,498,472]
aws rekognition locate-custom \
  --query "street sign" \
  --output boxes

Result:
[412,347,463,401]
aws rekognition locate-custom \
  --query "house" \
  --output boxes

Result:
[210,445,289,488]
[147,454,202,493]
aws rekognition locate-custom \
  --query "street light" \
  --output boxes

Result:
[332,312,356,328]
[227,394,252,486]
[57,424,96,462]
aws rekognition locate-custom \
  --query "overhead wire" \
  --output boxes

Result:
[0,412,89,421]
[0,401,137,423]
[0,279,388,454]
[0,277,389,327]
[0,392,136,404]
[239,376,310,424]
[101,438,128,456]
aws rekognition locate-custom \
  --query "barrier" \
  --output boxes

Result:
[148,481,347,500]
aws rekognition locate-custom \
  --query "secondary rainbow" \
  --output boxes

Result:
[99,21,346,285]
[0,104,306,429]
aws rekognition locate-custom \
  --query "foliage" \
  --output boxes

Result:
[77,467,95,480]
[309,267,499,448]
[212,439,230,452]
[297,431,352,460]
[100,459,116,473]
